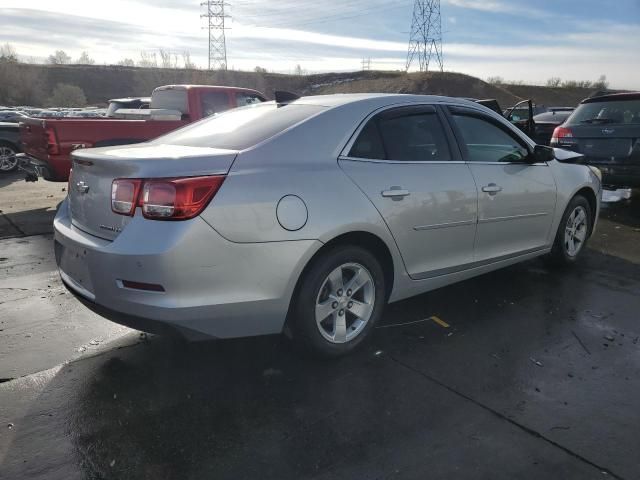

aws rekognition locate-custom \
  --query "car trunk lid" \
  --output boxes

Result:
[69,143,238,240]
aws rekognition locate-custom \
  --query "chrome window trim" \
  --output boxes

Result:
[338,156,547,167]
[338,156,465,165]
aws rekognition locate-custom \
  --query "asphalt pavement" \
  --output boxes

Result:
[1,176,639,479]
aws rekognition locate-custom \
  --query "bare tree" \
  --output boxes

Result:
[254,66,267,73]
[47,50,71,65]
[138,51,157,68]
[0,43,18,63]
[76,51,95,65]
[546,77,562,88]
[117,58,135,67]
[486,76,504,85]
[593,75,609,90]
[47,83,87,107]
[294,64,305,76]
[159,49,172,68]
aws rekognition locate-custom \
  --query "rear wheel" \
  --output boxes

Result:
[548,195,592,265]
[289,245,386,357]
[0,143,18,173]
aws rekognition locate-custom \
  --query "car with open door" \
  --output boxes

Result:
[54,93,601,357]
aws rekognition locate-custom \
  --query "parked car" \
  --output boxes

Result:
[551,92,640,188]
[18,85,266,182]
[0,110,29,123]
[105,97,151,117]
[0,122,21,172]
[54,93,601,357]
[533,110,573,145]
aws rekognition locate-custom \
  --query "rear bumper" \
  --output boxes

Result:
[53,199,321,340]
[590,164,640,189]
[17,153,67,181]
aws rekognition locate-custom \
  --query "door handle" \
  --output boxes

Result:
[381,187,410,199]
[482,183,503,195]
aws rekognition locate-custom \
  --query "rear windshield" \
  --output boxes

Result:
[566,100,640,126]
[152,102,326,150]
[151,89,189,113]
[534,112,571,122]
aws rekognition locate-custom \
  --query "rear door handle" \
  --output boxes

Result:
[381,187,410,199]
[482,184,503,195]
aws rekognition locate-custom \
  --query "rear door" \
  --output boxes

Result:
[446,106,557,262]
[338,105,478,279]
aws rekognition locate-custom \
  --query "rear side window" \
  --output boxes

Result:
[452,114,529,163]
[349,109,451,162]
[236,92,265,107]
[151,89,188,113]
[566,100,640,126]
[201,91,231,117]
[153,103,326,150]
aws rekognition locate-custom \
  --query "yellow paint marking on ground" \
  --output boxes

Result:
[429,316,450,328]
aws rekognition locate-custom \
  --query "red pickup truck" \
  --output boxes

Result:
[19,85,266,181]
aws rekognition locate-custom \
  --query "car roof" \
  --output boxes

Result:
[288,93,483,109]
[582,92,640,104]
[154,85,264,94]
[109,97,151,103]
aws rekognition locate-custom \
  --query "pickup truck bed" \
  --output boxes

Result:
[19,85,266,181]
[20,117,184,180]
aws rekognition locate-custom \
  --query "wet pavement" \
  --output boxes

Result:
[0,188,639,479]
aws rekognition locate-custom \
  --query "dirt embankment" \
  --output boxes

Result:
[0,63,602,108]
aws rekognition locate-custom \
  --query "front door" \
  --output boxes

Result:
[339,105,478,279]
[446,106,557,262]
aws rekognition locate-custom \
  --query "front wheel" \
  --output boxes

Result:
[548,195,592,265]
[0,143,18,173]
[288,246,386,358]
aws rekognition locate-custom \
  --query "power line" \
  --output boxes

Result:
[406,0,443,72]
[201,0,229,70]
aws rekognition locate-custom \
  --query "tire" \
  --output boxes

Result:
[548,194,592,265]
[0,142,18,173]
[288,245,386,358]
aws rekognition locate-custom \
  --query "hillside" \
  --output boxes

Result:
[0,62,601,109]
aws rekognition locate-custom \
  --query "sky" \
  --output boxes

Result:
[2,0,640,88]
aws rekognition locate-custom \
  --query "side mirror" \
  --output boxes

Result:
[532,145,555,163]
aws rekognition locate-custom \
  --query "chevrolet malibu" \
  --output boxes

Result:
[54,94,602,357]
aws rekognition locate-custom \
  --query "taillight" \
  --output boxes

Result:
[551,126,574,144]
[111,176,225,220]
[111,179,142,216]
[44,127,59,155]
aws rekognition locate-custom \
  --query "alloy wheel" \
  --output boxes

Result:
[0,146,18,171]
[564,206,588,257]
[315,262,375,344]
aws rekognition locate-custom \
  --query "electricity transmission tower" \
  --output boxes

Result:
[361,57,371,71]
[405,0,443,72]
[201,0,228,70]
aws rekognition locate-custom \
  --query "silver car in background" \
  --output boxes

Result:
[54,94,601,356]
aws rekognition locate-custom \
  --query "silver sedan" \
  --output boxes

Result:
[54,94,601,356]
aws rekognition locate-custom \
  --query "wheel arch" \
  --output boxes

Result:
[284,230,396,334]
[573,186,598,236]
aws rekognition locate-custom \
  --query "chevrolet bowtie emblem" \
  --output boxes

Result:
[75,181,89,194]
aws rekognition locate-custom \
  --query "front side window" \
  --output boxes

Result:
[452,114,529,163]
[349,109,451,162]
